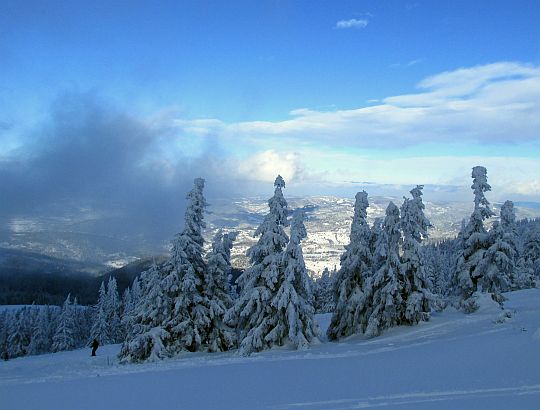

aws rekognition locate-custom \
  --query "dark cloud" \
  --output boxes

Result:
[0,92,233,246]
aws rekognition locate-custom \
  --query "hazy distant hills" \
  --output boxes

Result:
[1,196,540,281]
[0,248,164,305]
[206,196,540,276]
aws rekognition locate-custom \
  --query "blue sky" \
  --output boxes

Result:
[1,0,540,204]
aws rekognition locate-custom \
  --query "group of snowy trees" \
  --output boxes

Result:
[324,186,434,341]
[424,168,540,310]
[119,176,320,362]
[0,296,92,359]
[0,276,143,360]
[90,276,143,345]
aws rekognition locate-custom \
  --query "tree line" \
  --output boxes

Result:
[2,167,539,362]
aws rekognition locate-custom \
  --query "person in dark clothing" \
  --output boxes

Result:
[91,339,99,356]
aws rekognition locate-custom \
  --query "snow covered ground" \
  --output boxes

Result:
[2,289,540,409]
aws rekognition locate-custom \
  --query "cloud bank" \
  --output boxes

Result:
[2,61,540,246]
[171,62,540,149]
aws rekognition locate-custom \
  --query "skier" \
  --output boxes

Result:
[91,339,99,356]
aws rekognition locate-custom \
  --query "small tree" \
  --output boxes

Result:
[52,295,77,352]
[271,210,320,349]
[106,277,122,343]
[119,261,170,362]
[400,185,434,324]
[363,202,404,337]
[28,306,52,355]
[327,191,372,340]
[204,230,238,352]
[313,268,335,314]
[91,282,111,345]
[453,166,495,311]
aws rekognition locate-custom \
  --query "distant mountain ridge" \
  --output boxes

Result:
[1,196,539,281]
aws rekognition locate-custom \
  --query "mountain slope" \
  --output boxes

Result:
[1,289,539,409]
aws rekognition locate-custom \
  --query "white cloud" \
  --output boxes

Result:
[170,62,540,149]
[160,62,540,200]
[235,150,302,183]
[336,19,369,29]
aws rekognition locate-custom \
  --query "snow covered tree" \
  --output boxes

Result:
[91,282,112,345]
[517,227,540,288]
[327,191,372,340]
[362,202,404,337]
[28,306,53,355]
[106,276,122,343]
[270,210,320,349]
[400,185,434,324]
[369,217,383,256]
[7,307,33,358]
[119,261,170,363]
[161,177,216,353]
[121,276,143,339]
[453,166,495,312]
[479,220,513,301]
[226,175,291,355]
[122,177,238,362]
[313,267,335,313]
[52,294,77,352]
[0,310,10,359]
[203,230,238,352]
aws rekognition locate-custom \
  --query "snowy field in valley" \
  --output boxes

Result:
[1,289,540,410]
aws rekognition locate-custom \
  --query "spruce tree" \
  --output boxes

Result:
[327,191,372,340]
[479,220,513,302]
[119,261,170,362]
[161,177,213,353]
[400,185,434,324]
[204,230,238,352]
[52,295,77,352]
[453,166,495,311]
[28,306,52,355]
[517,228,540,288]
[106,277,122,343]
[8,307,33,358]
[91,282,111,345]
[271,210,320,349]
[363,202,404,337]
[226,175,290,355]
[313,267,335,314]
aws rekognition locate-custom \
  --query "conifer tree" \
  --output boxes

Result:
[479,221,513,301]
[8,307,33,357]
[327,191,372,340]
[363,202,404,337]
[52,295,77,352]
[106,277,122,343]
[91,282,111,345]
[161,177,212,353]
[226,175,290,355]
[271,210,320,349]
[517,228,540,288]
[119,261,170,362]
[400,185,434,324]
[204,230,238,352]
[0,311,9,359]
[453,166,495,311]
[28,306,52,355]
[313,267,335,313]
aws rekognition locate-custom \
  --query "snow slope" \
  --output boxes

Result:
[1,289,540,410]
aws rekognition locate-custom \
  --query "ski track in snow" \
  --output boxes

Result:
[1,289,540,409]
[274,384,540,409]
